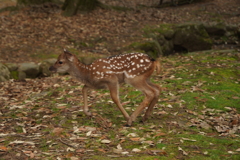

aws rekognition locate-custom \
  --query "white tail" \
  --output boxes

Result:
[50,50,161,126]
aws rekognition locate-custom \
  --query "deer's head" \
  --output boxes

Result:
[49,49,75,73]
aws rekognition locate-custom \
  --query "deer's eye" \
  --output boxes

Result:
[59,61,63,64]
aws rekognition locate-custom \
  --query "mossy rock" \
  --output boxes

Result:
[129,41,161,59]
[10,71,19,80]
[156,35,174,55]
[4,63,18,72]
[39,59,57,77]
[18,62,40,78]
[204,23,226,37]
[0,63,10,82]
[173,23,212,52]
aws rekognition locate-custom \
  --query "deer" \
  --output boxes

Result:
[49,49,161,126]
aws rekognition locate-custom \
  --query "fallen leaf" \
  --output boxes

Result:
[117,144,122,150]
[85,126,97,131]
[142,141,154,145]
[86,131,92,136]
[101,139,111,144]
[178,147,188,155]
[154,132,166,137]
[127,133,138,137]
[121,151,129,155]
[203,151,208,155]
[113,148,122,154]
[53,127,64,135]
[132,148,141,153]
[200,121,211,130]
[0,145,8,151]
[97,148,106,153]
[182,138,197,142]
[130,137,140,141]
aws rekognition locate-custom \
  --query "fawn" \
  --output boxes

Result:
[49,49,161,126]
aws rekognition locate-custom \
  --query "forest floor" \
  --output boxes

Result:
[0,0,239,63]
[0,0,240,159]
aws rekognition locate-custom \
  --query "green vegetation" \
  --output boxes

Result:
[1,50,239,159]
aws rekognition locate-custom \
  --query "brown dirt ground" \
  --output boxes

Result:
[0,0,239,63]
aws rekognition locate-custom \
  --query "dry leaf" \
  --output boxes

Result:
[130,137,140,141]
[132,148,141,153]
[178,147,188,155]
[0,145,8,151]
[101,139,111,144]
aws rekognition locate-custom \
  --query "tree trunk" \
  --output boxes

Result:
[62,0,100,17]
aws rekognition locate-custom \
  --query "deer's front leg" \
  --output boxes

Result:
[108,81,130,121]
[82,85,92,116]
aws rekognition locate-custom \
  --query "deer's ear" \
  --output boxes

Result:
[63,49,74,62]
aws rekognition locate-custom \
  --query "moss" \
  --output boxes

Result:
[129,41,161,58]
[10,71,19,80]
[144,24,173,33]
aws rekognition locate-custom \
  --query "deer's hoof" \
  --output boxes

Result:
[84,111,92,117]
[126,118,133,126]
[142,116,148,123]
[139,119,145,124]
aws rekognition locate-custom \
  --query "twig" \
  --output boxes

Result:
[58,138,76,148]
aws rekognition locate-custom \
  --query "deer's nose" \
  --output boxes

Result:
[49,66,56,72]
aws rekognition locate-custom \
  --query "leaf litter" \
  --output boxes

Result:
[1,54,239,159]
[0,1,240,159]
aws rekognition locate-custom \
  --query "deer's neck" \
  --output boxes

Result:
[68,60,92,86]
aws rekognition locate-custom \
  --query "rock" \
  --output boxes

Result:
[4,63,19,79]
[18,71,27,80]
[173,23,212,52]
[0,63,10,82]
[204,23,226,37]
[18,62,40,78]
[129,41,162,58]
[4,63,18,71]
[156,35,174,55]
[39,59,57,76]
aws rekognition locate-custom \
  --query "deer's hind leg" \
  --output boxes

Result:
[125,77,156,126]
[142,80,161,122]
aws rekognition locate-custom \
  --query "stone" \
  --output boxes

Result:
[18,71,27,80]
[173,23,212,52]
[0,63,10,82]
[5,63,18,71]
[157,35,174,55]
[39,59,57,76]
[204,23,226,37]
[18,62,40,78]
